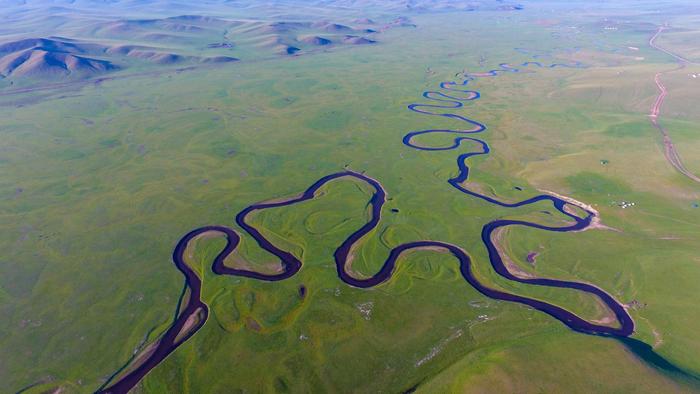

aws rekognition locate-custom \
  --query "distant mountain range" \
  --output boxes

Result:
[0,0,522,82]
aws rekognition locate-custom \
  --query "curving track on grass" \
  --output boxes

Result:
[648,26,700,184]
[100,61,638,393]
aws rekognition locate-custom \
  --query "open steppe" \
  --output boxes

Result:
[2,1,700,393]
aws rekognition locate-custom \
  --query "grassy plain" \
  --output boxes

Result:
[2,2,700,393]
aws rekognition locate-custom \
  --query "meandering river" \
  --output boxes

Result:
[99,61,640,393]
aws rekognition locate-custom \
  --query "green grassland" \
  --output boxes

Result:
[2,2,700,393]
